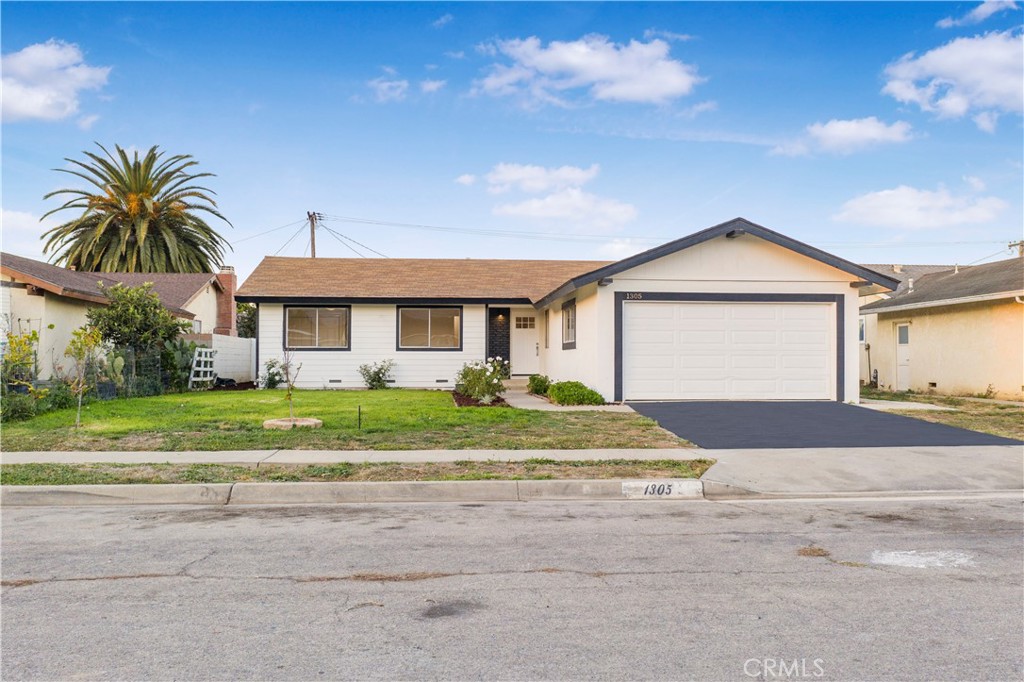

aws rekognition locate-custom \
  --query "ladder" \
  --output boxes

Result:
[188,347,217,390]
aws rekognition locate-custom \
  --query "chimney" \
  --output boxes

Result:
[213,265,237,336]
[892,264,902,274]
[908,278,914,292]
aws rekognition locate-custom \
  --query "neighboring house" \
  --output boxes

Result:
[856,263,954,385]
[860,256,1024,399]
[237,217,898,402]
[0,252,251,381]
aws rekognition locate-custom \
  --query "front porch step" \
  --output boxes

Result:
[504,378,529,390]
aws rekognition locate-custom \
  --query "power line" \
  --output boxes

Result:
[321,225,367,257]
[966,246,1012,266]
[320,223,389,257]
[273,223,307,256]
[231,219,307,245]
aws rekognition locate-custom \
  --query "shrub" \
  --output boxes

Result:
[547,381,605,406]
[1,393,37,421]
[87,283,188,350]
[527,374,551,396]
[358,359,395,390]
[259,359,283,389]
[163,338,198,393]
[455,357,509,404]
[42,381,77,411]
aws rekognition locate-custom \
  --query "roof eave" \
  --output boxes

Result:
[862,290,1024,314]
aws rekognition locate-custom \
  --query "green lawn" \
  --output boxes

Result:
[861,387,1024,441]
[0,389,687,451]
[1,459,714,485]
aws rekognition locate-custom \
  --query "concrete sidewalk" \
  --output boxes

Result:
[701,445,1024,498]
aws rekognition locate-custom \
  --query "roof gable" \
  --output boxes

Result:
[534,217,901,308]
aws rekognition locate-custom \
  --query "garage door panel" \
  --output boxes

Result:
[624,302,833,400]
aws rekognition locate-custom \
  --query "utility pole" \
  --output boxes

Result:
[308,211,317,258]
[1009,240,1024,258]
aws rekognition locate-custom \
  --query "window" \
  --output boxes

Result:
[191,320,202,334]
[858,316,865,343]
[544,309,550,349]
[561,299,576,350]
[285,307,350,349]
[515,315,535,329]
[897,324,909,345]
[398,307,461,350]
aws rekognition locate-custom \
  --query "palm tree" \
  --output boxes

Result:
[41,144,232,272]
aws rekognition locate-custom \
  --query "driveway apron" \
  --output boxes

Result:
[627,401,1024,449]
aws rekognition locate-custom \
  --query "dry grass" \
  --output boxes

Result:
[862,388,1023,441]
[797,546,831,558]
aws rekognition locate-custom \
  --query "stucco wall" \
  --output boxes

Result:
[183,285,220,334]
[2,284,93,379]
[257,303,487,389]
[538,234,863,402]
[871,299,1024,399]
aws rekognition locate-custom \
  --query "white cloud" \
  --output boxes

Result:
[937,1,1018,28]
[643,29,695,42]
[485,163,601,194]
[493,187,637,228]
[973,110,1000,132]
[76,114,100,130]
[0,209,56,260]
[367,76,409,103]
[772,117,913,156]
[598,238,646,258]
[380,65,398,76]
[1,39,110,122]
[454,174,477,186]
[474,34,703,106]
[444,50,466,59]
[677,100,717,119]
[834,185,1007,229]
[420,79,446,93]
[432,13,454,28]
[964,175,987,191]
[882,30,1023,131]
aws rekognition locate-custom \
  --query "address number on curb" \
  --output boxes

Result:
[621,480,702,499]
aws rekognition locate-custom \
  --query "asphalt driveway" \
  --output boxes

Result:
[627,401,1024,449]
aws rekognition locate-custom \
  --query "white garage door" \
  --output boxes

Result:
[623,302,833,400]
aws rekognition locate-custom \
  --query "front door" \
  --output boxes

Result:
[511,313,540,375]
[895,323,911,391]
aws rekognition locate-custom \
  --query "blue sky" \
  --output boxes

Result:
[3,1,1022,279]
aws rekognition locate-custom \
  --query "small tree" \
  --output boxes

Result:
[87,283,187,349]
[65,327,103,427]
[280,348,302,419]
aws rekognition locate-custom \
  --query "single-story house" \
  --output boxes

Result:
[860,256,1024,399]
[0,252,250,381]
[237,217,898,403]
[856,263,954,385]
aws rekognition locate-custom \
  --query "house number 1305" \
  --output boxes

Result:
[643,483,673,495]
[625,293,643,300]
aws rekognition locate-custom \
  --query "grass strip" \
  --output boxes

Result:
[0,459,715,486]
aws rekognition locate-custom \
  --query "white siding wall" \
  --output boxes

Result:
[537,284,601,390]
[257,303,487,389]
[2,284,93,379]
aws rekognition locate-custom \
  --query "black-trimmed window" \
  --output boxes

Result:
[398,307,462,350]
[544,309,550,349]
[561,299,576,350]
[285,306,350,349]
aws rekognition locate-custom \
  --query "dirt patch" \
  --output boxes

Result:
[421,600,485,619]
[451,391,509,408]
[210,381,257,391]
[797,546,831,558]
[865,513,915,523]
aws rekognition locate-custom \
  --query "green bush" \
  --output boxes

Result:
[42,381,77,411]
[259,359,283,389]
[547,381,605,406]
[1,393,37,421]
[455,357,508,404]
[358,359,395,390]
[527,374,551,395]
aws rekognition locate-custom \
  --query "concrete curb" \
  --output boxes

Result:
[1,479,704,506]
[0,484,232,506]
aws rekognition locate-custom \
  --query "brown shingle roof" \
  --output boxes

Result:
[236,257,612,303]
[862,257,1024,312]
[0,252,215,317]
[859,264,955,295]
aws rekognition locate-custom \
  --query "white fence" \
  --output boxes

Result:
[183,334,256,383]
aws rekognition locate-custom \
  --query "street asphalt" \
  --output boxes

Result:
[2,497,1021,681]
